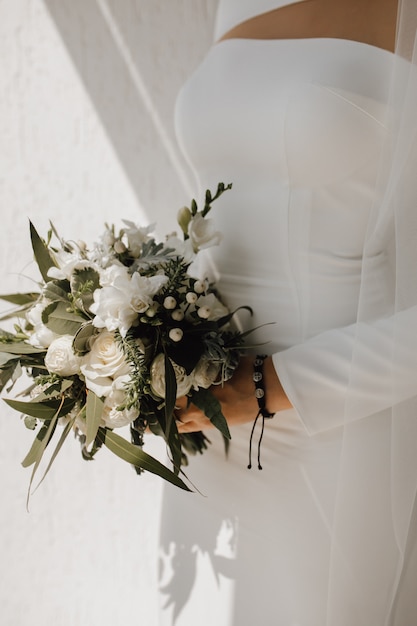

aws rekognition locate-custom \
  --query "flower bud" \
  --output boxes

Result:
[114,240,127,254]
[197,306,211,319]
[177,206,192,235]
[164,296,177,310]
[193,279,206,294]
[169,328,183,342]
[186,291,198,304]
[146,304,158,317]
[171,309,184,321]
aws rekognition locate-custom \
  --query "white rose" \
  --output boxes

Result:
[45,335,82,377]
[101,376,138,428]
[80,330,131,397]
[192,358,220,390]
[150,353,193,398]
[196,293,229,321]
[188,213,222,253]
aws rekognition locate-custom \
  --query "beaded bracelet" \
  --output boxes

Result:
[248,355,275,470]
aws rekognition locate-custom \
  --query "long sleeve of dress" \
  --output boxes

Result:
[273,305,417,434]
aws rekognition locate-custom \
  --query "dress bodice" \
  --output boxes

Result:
[175,38,393,349]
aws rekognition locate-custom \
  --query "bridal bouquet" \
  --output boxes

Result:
[0,183,251,498]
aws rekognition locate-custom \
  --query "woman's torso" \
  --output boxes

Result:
[175,34,393,350]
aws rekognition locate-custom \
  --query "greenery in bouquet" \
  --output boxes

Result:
[0,183,253,499]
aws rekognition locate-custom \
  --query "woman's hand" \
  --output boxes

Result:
[175,356,292,433]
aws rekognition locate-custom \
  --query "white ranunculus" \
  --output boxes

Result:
[26,302,59,348]
[188,213,222,253]
[196,293,229,321]
[101,376,138,428]
[150,353,193,399]
[192,358,220,390]
[80,330,131,397]
[45,335,82,376]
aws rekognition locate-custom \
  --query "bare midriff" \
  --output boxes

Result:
[217,0,398,52]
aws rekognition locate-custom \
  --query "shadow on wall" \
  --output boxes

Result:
[43,0,218,229]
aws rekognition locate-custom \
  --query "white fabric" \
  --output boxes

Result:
[214,0,308,40]
[158,2,417,625]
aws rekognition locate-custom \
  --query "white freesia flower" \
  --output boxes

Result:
[150,353,193,399]
[122,220,154,257]
[196,293,229,321]
[188,213,222,252]
[164,233,195,264]
[91,265,168,337]
[26,302,59,348]
[80,330,131,397]
[101,376,138,428]
[45,335,82,376]
[192,358,220,390]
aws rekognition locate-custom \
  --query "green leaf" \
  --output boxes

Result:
[190,388,231,440]
[42,301,84,335]
[85,391,103,449]
[34,418,75,490]
[98,429,191,491]
[0,293,39,305]
[22,412,59,510]
[73,322,98,355]
[42,280,70,303]
[30,378,74,402]
[4,397,76,420]
[0,361,20,392]
[0,343,45,355]
[164,353,177,438]
[30,221,57,282]
[0,303,38,322]
[21,422,52,468]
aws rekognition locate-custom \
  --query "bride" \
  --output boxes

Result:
[158,1,417,624]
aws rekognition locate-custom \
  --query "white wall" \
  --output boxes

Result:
[0,2,217,624]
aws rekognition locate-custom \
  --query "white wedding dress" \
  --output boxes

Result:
[158,2,417,625]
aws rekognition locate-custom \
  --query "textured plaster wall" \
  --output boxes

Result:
[0,2,217,624]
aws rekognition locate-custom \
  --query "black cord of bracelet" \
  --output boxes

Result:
[248,355,275,470]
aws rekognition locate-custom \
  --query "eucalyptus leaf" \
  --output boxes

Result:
[190,388,231,440]
[30,221,57,282]
[23,412,59,510]
[34,418,75,491]
[85,391,104,449]
[0,361,20,393]
[98,428,191,491]
[21,422,52,468]
[0,343,45,355]
[0,303,38,322]
[4,397,76,420]
[0,293,39,305]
